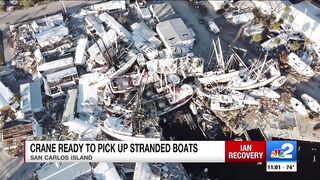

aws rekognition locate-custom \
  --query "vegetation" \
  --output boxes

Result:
[270,22,281,31]
[20,0,34,9]
[304,38,311,47]
[290,41,301,51]
[288,15,294,23]
[283,6,289,13]
[11,94,21,103]
[118,14,128,25]
[273,38,281,45]
[252,34,263,43]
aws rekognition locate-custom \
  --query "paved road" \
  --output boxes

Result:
[170,1,261,70]
[0,0,101,26]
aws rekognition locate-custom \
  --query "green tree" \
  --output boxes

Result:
[283,6,289,13]
[288,15,294,23]
[270,22,281,31]
[290,41,301,51]
[252,34,263,43]
[273,38,281,45]
[304,38,311,47]
[20,0,34,8]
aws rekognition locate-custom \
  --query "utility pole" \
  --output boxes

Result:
[60,0,67,15]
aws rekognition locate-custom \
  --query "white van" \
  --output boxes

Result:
[208,20,220,34]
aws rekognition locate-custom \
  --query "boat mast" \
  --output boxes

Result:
[217,36,225,69]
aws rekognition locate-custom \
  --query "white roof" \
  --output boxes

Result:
[0,81,14,109]
[87,43,101,59]
[289,1,320,45]
[151,2,178,21]
[77,73,98,113]
[38,57,74,72]
[36,25,69,47]
[75,38,88,65]
[20,82,43,113]
[85,15,105,35]
[37,162,91,180]
[63,118,100,139]
[31,13,64,33]
[94,163,121,180]
[46,67,78,83]
[156,18,194,46]
[62,89,77,123]
[101,29,118,48]
[131,22,161,48]
[261,33,288,51]
[91,0,126,11]
[208,0,226,11]
[131,22,157,38]
[140,7,152,19]
[98,12,132,39]
[230,12,255,24]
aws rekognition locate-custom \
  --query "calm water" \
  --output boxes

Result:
[162,108,320,180]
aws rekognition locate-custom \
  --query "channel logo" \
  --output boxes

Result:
[267,141,296,162]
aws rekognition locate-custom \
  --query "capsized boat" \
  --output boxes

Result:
[301,94,320,113]
[108,69,145,94]
[250,87,280,99]
[99,116,161,141]
[270,76,286,90]
[287,53,314,77]
[290,97,308,116]
[230,90,260,105]
[197,88,259,106]
[210,95,244,111]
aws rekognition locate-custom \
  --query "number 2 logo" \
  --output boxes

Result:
[281,143,293,159]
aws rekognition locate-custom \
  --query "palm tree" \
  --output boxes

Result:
[252,34,263,43]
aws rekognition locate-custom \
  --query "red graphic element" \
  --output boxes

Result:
[225,141,266,163]
[24,141,26,163]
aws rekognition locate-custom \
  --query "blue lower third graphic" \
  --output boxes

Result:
[266,141,297,172]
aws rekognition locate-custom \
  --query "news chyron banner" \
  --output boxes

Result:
[25,140,297,172]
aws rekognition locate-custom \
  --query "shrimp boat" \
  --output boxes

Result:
[99,116,162,141]
[153,74,181,94]
[142,84,195,116]
[250,87,280,99]
[197,88,259,106]
[100,83,162,141]
[112,50,138,77]
[108,69,145,94]
[287,53,314,77]
[197,37,239,84]
[301,94,320,113]
[290,97,308,116]
[229,54,281,90]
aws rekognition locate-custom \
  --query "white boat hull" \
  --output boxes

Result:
[250,87,280,99]
[230,75,280,90]
[301,94,320,113]
[290,97,308,116]
[270,76,286,89]
[99,123,161,141]
[198,71,239,84]
[288,53,314,77]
